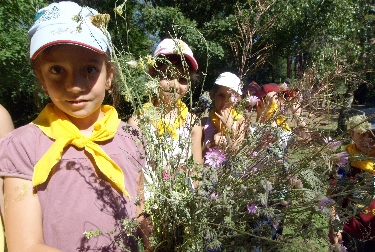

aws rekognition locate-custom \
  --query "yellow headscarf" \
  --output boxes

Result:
[266,102,291,131]
[142,99,188,140]
[344,143,375,174]
[209,109,242,135]
[31,103,129,197]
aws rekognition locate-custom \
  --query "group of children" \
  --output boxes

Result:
[0,1,374,251]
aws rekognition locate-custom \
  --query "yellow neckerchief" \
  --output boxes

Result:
[344,143,375,174]
[142,99,188,140]
[209,109,242,135]
[31,103,129,197]
[266,102,291,131]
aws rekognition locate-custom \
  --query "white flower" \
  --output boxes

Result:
[145,79,160,95]
[126,60,138,68]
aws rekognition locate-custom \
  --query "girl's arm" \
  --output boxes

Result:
[0,105,14,138]
[191,123,203,164]
[136,172,153,251]
[4,177,62,252]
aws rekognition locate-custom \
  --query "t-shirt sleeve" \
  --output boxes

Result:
[0,128,36,180]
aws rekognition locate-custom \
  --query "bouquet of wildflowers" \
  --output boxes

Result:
[112,42,371,252]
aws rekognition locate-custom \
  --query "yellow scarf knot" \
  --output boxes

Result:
[31,104,130,197]
[72,137,90,149]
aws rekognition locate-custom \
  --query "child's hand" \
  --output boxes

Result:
[215,108,234,130]
[265,91,277,105]
[328,228,342,244]
[214,132,227,146]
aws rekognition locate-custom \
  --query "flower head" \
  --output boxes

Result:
[204,148,227,168]
[246,95,261,107]
[126,60,138,68]
[316,195,334,211]
[346,114,372,134]
[163,171,169,180]
[230,93,239,103]
[333,152,349,167]
[279,82,288,91]
[247,202,258,214]
[324,136,342,151]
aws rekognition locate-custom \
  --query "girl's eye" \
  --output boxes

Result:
[49,66,63,74]
[86,66,98,74]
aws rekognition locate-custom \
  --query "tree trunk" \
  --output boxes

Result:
[287,54,292,79]
[337,82,355,134]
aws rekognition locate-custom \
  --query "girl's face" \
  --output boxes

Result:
[156,63,189,104]
[35,44,113,129]
[350,130,375,153]
[212,86,238,112]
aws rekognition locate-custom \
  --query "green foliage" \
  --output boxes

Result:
[0,0,48,127]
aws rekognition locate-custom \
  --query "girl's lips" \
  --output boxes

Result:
[68,100,88,104]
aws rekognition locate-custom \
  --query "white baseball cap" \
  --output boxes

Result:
[214,72,242,95]
[154,38,198,71]
[28,1,112,59]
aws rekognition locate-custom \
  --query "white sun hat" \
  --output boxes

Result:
[214,72,242,95]
[28,1,112,59]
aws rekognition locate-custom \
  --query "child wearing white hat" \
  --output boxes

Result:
[201,72,245,155]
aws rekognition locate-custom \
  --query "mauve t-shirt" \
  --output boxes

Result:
[0,121,145,251]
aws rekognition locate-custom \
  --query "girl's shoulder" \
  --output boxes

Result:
[0,124,48,180]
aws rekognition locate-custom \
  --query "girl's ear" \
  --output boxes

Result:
[105,65,114,90]
[349,130,355,139]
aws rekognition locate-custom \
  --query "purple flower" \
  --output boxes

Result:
[338,243,348,252]
[336,152,349,167]
[230,93,239,103]
[246,95,260,107]
[288,176,303,189]
[324,136,342,150]
[205,148,227,168]
[279,82,288,91]
[210,192,220,200]
[317,196,334,211]
[247,202,258,214]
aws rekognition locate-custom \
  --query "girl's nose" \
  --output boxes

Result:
[66,73,88,93]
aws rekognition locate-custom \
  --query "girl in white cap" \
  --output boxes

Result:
[0,2,150,251]
[201,72,246,155]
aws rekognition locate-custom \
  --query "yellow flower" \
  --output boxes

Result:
[173,40,187,54]
[146,55,156,67]
[90,14,110,29]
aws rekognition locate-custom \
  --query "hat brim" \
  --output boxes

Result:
[184,54,198,71]
[30,22,110,59]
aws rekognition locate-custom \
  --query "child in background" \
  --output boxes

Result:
[0,2,149,251]
[201,72,245,155]
[128,38,202,165]
[329,114,375,252]
[243,82,292,154]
